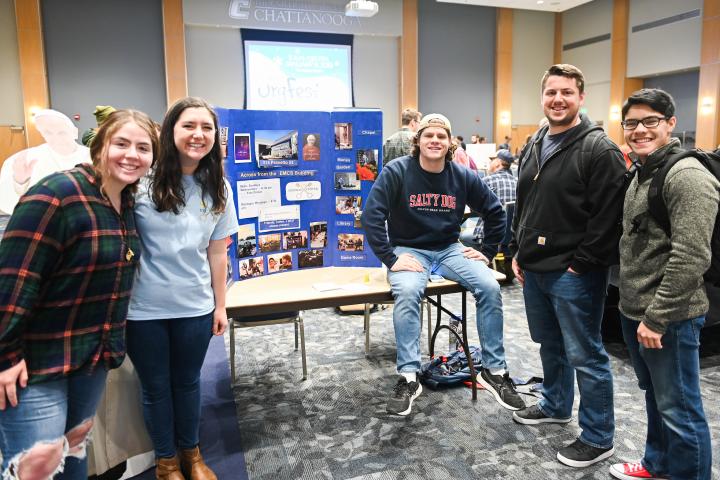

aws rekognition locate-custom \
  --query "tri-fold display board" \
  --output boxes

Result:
[216,108,383,281]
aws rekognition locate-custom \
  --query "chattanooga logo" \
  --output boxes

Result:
[229,0,361,26]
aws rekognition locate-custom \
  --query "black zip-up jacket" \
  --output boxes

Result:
[510,115,626,273]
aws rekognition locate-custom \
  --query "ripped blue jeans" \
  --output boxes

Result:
[388,243,506,373]
[0,365,108,479]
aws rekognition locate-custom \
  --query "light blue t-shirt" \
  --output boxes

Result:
[127,175,239,320]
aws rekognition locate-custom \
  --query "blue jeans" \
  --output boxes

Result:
[126,312,214,458]
[620,314,712,479]
[522,269,614,449]
[387,243,506,373]
[0,365,108,479]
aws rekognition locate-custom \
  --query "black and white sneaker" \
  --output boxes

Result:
[512,404,572,425]
[477,368,526,410]
[557,438,614,468]
[386,377,422,416]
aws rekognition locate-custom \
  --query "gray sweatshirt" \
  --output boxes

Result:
[619,139,720,333]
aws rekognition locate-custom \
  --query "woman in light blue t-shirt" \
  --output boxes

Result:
[126,97,238,480]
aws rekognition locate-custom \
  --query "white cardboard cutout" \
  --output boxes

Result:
[0,109,91,215]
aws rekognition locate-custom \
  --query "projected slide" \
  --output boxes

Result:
[245,40,352,111]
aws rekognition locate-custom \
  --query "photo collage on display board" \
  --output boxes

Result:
[218,109,382,281]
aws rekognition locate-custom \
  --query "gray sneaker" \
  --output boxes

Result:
[557,438,614,468]
[512,404,572,424]
[386,377,422,416]
[477,368,526,411]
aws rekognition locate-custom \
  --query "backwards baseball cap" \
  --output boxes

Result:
[417,113,452,136]
[491,149,514,164]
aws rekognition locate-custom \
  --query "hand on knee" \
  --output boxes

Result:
[12,438,65,480]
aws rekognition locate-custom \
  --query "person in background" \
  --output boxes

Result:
[0,110,156,479]
[610,88,715,480]
[452,137,477,171]
[0,109,91,215]
[456,135,466,150]
[498,135,511,150]
[382,108,421,164]
[125,97,239,480]
[362,113,525,416]
[510,64,626,468]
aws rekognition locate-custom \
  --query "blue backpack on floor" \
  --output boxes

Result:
[419,346,482,389]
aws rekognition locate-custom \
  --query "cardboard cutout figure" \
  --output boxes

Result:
[0,109,91,214]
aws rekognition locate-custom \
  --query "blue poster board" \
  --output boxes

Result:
[216,108,383,281]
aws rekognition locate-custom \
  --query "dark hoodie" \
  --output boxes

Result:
[510,115,626,273]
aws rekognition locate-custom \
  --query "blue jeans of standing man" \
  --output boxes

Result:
[522,269,614,449]
[620,314,711,479]
[126,312,214,458]
[387,243,507,373]
[0,365,108,479]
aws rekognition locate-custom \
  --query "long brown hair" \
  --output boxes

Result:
[151,97,226,214]
[90,109,159,196]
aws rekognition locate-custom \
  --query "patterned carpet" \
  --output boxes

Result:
[227,283,720,480]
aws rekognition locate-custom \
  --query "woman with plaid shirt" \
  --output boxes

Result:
[0,110,156,479]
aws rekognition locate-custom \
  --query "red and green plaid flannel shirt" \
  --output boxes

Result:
[0,165,140,383]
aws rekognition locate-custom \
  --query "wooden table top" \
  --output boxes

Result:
[225,266,503,318]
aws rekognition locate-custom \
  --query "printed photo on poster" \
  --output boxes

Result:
[356,149,378,181]
[302,133,321,161]
[338,233,364,252]
[255,129,298,168]
[277,252,293,271]
[239,256,264,280]
[236,223,257,258]
[334,122,352,150]
[310,221,327,248]
[283,230,308,249]
[258,233,282,253]
[335,195,362,215]
[220,127,229,159]
[234,133,251,163]
[266,252,285,274]
[334,172,360,190]
[299,249,324,268]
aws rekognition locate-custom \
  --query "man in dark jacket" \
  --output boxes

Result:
[510,64,626,468]
[362,113,525,416]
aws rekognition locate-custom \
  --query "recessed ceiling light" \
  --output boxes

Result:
[537,0,544,3]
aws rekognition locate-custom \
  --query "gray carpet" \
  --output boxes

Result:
[227,284,720,479]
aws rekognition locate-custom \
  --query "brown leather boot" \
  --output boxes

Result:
[155,456,185,480]
[179,447,217,480]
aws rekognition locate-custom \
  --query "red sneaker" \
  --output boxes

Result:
[609,462,667,479]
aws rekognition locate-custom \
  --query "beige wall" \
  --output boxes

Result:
[511,9,554,125]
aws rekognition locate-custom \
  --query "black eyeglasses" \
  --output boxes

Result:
[621,116,668,130]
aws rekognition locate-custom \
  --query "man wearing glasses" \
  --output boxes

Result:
[610,89,715,480]
[510,64,626,468]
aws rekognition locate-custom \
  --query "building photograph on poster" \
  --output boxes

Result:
[220,127,229,159]
[334,172,360,190]
[255,129,299,167]
[335,195,362,215]
[309,221,327,248]
[356,149,378,181]
[299,249,324,268]
[302,133,321,161]
[337,233,364,252]
[258,233,282,252]
[236,223,257,258]
[283,230,308,249]
[334,122,352,150]
[239,256,264,279]
[234,133,251,163]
